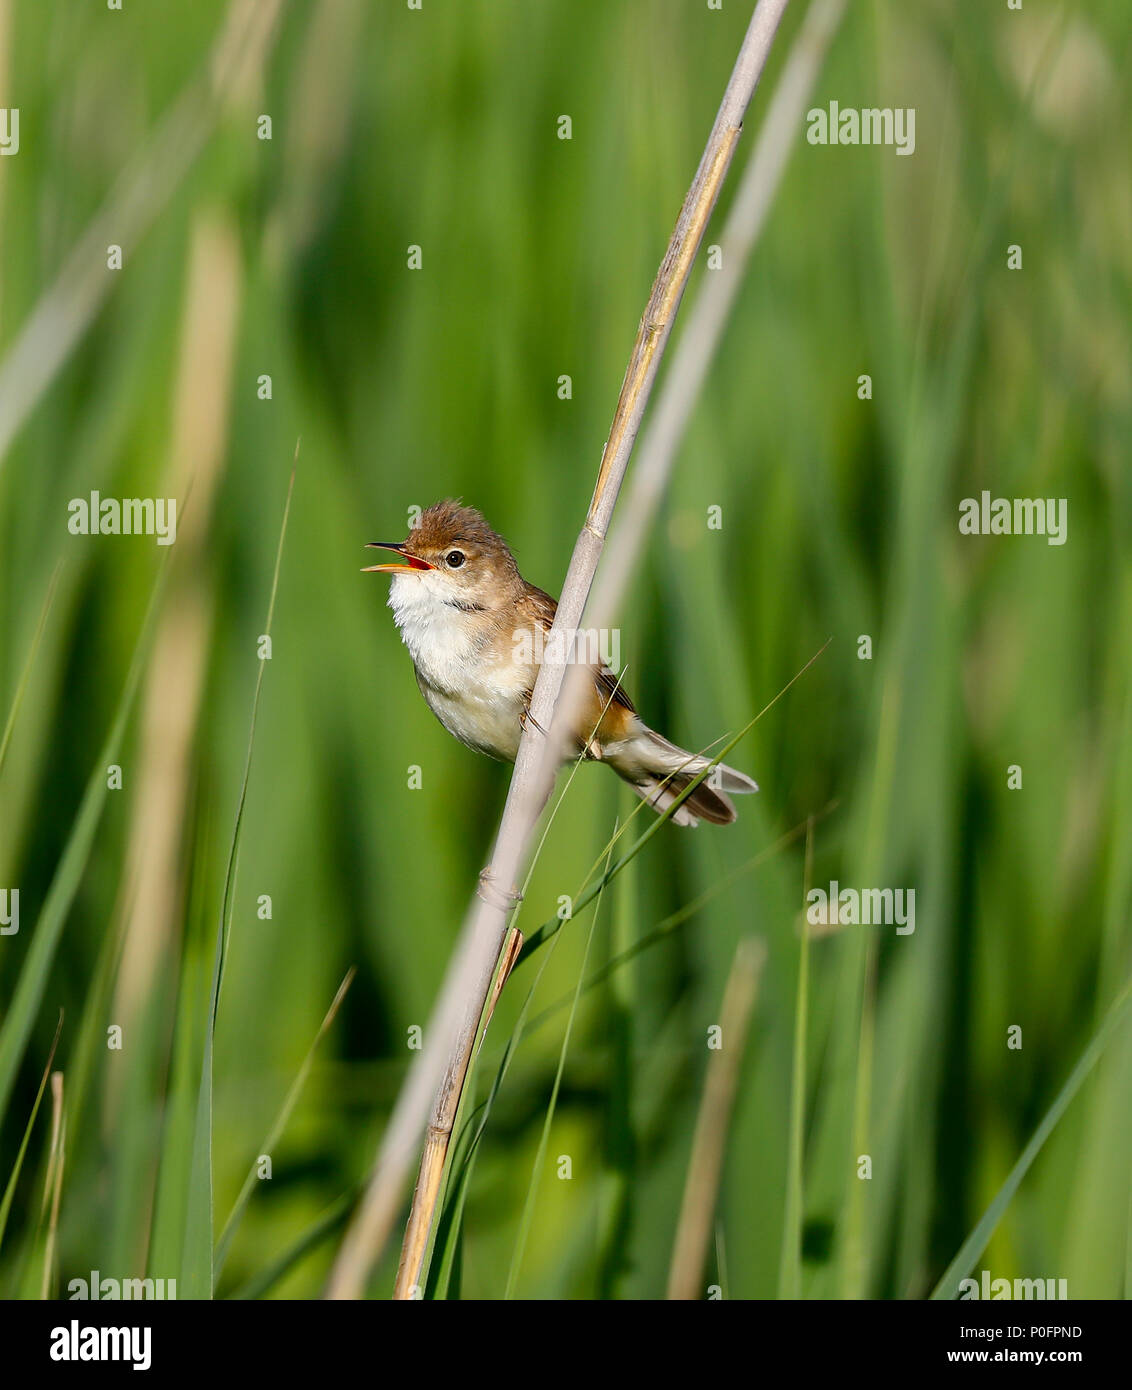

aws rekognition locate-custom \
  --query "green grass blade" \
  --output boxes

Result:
[528,810,832,1036]
[931,975,1132,1300]
[0,559,169,1122]
[778,818,815,1298]
[426,808,830,1298]
[0,1012,62,1256]
[517,641,831,966]
[0,560,62,778]
[181,451,297,1299]
[426,926,569,1299]
[231,1192,355,1301]
[503,839,612,1299]
[215,967,354,1276]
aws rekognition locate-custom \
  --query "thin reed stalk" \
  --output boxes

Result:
[393,0,844,1300]
[326,0,793,1301]
[666,938,766,1300]
[39,1072,65,1300]
[587,0,846,637]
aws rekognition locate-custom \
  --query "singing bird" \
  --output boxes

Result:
[364,501,758,826]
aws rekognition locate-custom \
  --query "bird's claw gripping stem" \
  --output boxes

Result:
[519,703,548,739]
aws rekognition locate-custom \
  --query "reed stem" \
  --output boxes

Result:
[326,0,793,1301]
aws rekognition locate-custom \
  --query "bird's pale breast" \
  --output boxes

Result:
[388,572,533,760]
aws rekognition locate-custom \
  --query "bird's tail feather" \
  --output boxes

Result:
[614,728,758,828]
[625,772,734,826]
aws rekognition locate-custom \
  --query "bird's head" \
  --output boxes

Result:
[363,500,520,612]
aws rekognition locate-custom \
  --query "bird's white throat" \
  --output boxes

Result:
[387,572,486,694]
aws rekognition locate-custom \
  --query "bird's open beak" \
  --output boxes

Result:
[361,541,435,573]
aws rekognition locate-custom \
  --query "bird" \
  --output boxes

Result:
[363,500,758,826]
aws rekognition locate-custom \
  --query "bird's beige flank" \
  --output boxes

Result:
[364,501,757,826]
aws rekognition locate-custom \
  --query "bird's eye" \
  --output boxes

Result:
[445,550,465,568]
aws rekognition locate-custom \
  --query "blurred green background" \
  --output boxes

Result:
[0,0,1129,1300]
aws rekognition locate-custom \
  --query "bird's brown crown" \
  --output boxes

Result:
[408,501,516,568]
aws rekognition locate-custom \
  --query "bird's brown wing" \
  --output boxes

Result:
[519,581,558,634]
[594,662,636,715]
[519,581,636,718]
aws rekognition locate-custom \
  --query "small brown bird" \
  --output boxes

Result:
[364,501,757,826]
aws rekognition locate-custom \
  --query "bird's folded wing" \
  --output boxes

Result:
[519,580,635,714]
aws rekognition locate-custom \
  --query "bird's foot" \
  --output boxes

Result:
[477,867,523,911]
[519,703,548,739]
